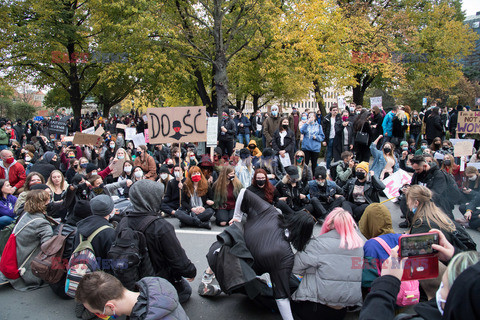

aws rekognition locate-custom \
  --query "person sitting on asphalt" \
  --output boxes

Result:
[160,164,185,217]
[342,161,386,221]
[76,271,189,320]
[174,166,214,229]
[212,166,243,226]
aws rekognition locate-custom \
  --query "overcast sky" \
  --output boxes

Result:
[463,0,479,16]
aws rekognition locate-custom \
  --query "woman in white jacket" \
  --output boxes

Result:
[292,207,365,320]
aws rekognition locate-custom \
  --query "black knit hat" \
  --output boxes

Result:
[86,163,98,174]
[314,166,327,180]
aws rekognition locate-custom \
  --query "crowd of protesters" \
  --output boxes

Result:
[0,101,479,320]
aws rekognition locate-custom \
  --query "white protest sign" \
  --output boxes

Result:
[125,127,137,140]
[450,139,475,146]
[132,133,146,148]
[82,127,95,134]
[466,162,480,170]
[454,140,474,157]
[279,153,291,168]
[382,169,412,199]
[207,117,218,147]
[370,96,382,107]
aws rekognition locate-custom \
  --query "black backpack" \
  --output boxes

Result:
[451,223,477,252]
[108,215,158,290]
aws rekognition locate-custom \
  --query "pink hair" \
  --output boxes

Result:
[320,208,364,249]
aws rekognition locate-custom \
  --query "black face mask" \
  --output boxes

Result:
[443,146,449,150]
[384,148,391,154]
[282,124,289,130]
[248,145,255,149]
[228,176,235,181]
[167,164,174,169]
[444,160,451,166]
[356,171,366,180]
[256,180,266,187]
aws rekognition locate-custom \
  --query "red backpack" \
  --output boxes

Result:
[0,216,43,279]
[373,237,420,307]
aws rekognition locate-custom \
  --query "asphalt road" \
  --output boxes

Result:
[1,198,478,320]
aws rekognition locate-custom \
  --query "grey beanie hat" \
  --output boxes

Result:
[90,195,115,216]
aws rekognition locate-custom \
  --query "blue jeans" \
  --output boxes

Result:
[325,138,334,168]
[255,130,262,138]
[0,215,14,230]
[0,145,7,151]
[238,133,250,146]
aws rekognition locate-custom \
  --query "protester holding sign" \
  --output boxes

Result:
[133,145,157,181]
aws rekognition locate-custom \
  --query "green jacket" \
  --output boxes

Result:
[0,128,9,145]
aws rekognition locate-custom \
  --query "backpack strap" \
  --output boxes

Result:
[79,225,112,243]
[373,237,392,255]
[13,217,44,235]
[137,216,159,233]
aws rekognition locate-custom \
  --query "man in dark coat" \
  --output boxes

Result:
[29,151,57,181]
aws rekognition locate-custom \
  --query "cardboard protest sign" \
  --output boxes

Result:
[235,143,244,150]
[144,129,149,143]
[116,123,127,130]
[62,136,74,142]
[207,117,218,147]
[73,133,103,146]
[132,133,146,148]
[147,106,207,144]
[82,127,95,134]
[457,111,480,134]
[94,126,105,136]
[48,120,68,135]
[382,169,412,199]
[454,140,474,157]
[370,96,382,107]
[125,127,137,140]
[111,159,125,178]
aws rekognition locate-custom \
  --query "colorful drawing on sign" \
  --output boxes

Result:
[170,121,187,140]
[147,106,207,144]
[382,169,412,199]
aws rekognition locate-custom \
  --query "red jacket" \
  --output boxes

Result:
[0,161,27,189]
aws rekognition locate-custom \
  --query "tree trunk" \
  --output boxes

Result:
[103,104,113,118]
[213,1,229,117]
[252,94,260,112]
[193,67,212,110]
[352,72,375,106]
[352,84,365,106]
[313,80,326,116]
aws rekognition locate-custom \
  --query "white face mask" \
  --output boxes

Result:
[174,171,181,178]
[25,156,32,162]
[436,282,446,316]
[117,155,125,160]
[110,144,115,149]
[134,171,144,178]
[124,166,132,173]
[469,176,477,181]
[160,173,168,180]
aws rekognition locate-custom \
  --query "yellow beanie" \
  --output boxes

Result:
[356,161,369,173]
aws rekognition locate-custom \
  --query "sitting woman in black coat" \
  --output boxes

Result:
[246,169,279,204]
[175,166,215,229]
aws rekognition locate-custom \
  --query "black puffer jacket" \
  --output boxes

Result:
[343,175,385,204]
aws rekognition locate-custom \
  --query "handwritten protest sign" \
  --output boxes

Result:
[116,123,127,130]
[82,127,95,134]
[48,120,68,135]
[382,169,412,199]
[370,96,382,107]
[125,127,137,140]
[454,140,474,157]
[132,133,146,148]
[111,159,125,178]
[207,117,218,147]
[147,106,206,144]
[94,126,105,136]
[73,133,103,146]
[457,111,480,134]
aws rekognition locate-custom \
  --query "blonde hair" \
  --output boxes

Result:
[407,185,455,233]
[47,170,68,192]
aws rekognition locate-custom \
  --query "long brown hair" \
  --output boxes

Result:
[441,154,458,173]
[184,166,209,197]
[20,172,45,193]
[465,166,480,189]
[407,185,455,233]
[213,166,242,208]
[251,169,275,204]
